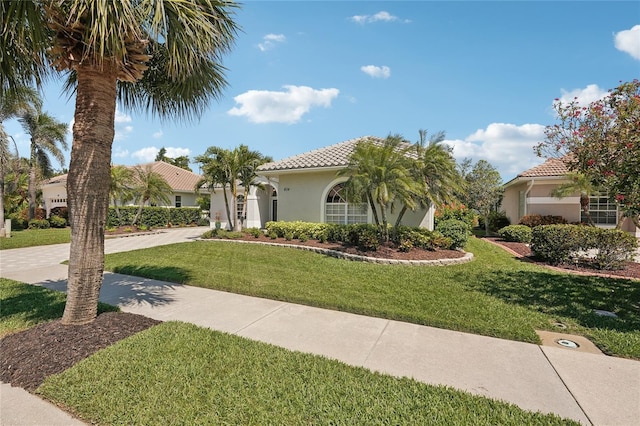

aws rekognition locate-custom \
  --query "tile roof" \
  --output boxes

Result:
[42,161,203,192]
[518,157,570,178]
[258,136,384,172]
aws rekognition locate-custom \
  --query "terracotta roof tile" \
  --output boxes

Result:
[258,136,385,172]
[518,157,569,177]
[42,161,202,192]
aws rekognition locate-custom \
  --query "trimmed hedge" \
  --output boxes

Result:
[107,206,201,228]
[263,221,452,252]
[498,225,532,243]
[531,224,638,270]
[519,214,567,228]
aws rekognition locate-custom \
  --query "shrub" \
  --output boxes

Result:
[435,219,469,249]
[298,233,309,242]
[28,219,50,229]
[48,215,67,228]
[531,225,585,265]
[592,229,638,270]
[6,212,28,230]
[50,207,68,220]
[435,202,476,230]
[246,227,262,238]
[498,225,532,243]
[519,214,567,228]
[268,231,278,239]
[284,230,294,241]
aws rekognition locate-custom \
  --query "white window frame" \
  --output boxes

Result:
[583,192,618,227]
[323,181,368,225]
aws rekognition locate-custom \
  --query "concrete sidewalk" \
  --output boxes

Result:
[1,227,639,425]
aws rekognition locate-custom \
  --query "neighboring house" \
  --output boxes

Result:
[41,161,205,217]
[210,136,435,230]
[502,157,639,236]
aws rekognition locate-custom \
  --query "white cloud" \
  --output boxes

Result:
[361,65,391,79]
[165,147,191,158]
[445,123,547,179]
[350,11,409,24]
[258,33,286,51]
[556,84,608,106]
[228,85,340,124]
[131,147,159,163]
[614,25,640,60]
[112,147,129,158]
[114,109,133,141]
[152,130,163,139]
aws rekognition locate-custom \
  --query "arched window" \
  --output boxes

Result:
[324,183,368,224]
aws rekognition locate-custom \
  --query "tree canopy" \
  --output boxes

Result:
[536,79,640,228]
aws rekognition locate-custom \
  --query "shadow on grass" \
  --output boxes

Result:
[458,268,640,333]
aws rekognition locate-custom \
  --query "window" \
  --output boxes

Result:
[236,195,244,222]
[324,183,368,224]
[582,192,617,225]
[175,195,182,208]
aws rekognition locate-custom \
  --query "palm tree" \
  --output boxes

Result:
[394,129,463,228]
[19,105,68,220]
[196,147,235,230]
[109,165,134,222]
[2,1,239,324]
[551,172,597,226]
[339,135,420,242]
[130,165,172,225]
[0,85,40,236]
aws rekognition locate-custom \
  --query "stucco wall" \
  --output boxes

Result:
[277,171,338,223]
[502,182,527,224]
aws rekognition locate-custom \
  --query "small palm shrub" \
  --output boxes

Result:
[435,219,469,249]
[498,225,532,243]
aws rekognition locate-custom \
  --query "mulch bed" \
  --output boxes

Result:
[0,312,160,392]
[483,237,640,280]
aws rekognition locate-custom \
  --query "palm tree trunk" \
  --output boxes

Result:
[222,186,232,230]
[367,193,380,226]
[0,160,5,237]
[28,142,37,220]
[62,63,117,325]
[132,202,145,225]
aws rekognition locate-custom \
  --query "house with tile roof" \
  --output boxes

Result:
[502,157,638,236]
[41,161,205,217]
[212,136,434,230]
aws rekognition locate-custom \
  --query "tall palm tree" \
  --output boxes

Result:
[109,165,134,221]
[394,129,463,228]
[19,105,68,220]
[339,135,420,242]
[0,85,40,236]
[130,165,172,225]
[196,147,235,230]
[551,172,597,226]
[2,0,239,324]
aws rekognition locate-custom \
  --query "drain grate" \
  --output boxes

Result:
[556,339,580,349]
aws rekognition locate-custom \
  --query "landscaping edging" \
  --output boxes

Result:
[200,238,474,266]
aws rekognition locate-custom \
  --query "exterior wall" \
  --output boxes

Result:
[526,204,580,222]
[502,182,527,225]
[277,171,337,223]
[173,192,199,208]
[42,183,68,218]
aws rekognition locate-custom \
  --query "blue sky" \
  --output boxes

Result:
[4,1,639,182]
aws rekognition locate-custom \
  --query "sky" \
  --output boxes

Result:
[3,1,639,182]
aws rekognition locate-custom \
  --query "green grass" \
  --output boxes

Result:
[104,237,640,359]
[0,228,71,250]
[38,321,577,426]
[0,278,118,337]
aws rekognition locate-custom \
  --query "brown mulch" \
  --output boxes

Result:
[212,234,466,261]
[484,237,640,280]
[0,312,160,392]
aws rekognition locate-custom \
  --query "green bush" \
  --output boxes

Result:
[498,225,532,243]
[246,227,262,238]
[519,214,567,228]
[434,202,476,230]
[7,212,28,230]
[49,207,68,220]
[107,206,201,228]
[592,229,638,270]
[530,225,582,265]
[298,233,309,242]
[28,219,50,229]
[435,219,469,249]
[48,215,67,228]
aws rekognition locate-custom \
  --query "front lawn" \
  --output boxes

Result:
[104,237,640,359]
[38,321,577,425]
[0,228,71,250]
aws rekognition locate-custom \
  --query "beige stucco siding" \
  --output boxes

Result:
[502,183,526,224]
[277,171,338,222]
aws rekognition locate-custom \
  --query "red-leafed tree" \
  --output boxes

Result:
[536,80,640,229]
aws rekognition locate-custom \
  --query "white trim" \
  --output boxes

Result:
[527,196,580,204]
